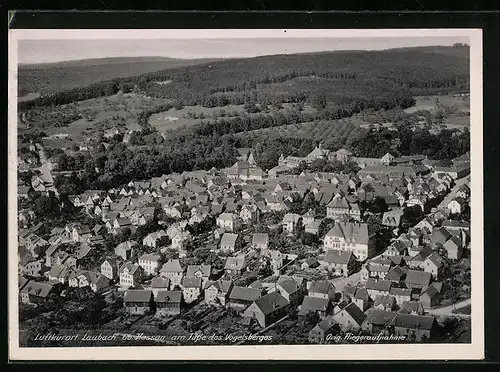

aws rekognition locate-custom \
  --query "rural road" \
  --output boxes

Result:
[436,176,470,211]
[427,298,471,317]
[36,143,58,195]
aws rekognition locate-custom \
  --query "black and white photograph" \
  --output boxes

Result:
[8,28,483,360]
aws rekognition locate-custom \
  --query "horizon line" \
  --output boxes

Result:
[18,44,469,67]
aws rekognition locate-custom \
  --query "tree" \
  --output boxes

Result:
[318,218,335,239]
[301,232,319,247]
[401,206,424,229]
[33,194,61,220]
[367,197,389,214]
[244,101,261,114]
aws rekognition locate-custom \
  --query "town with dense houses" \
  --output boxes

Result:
[18,140,472,345]
[15,41,473,347]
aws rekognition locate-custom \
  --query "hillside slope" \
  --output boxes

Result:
[19,45,469,110]
[18,57,220,97]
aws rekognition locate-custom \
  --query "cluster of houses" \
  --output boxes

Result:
[18,141,471,342]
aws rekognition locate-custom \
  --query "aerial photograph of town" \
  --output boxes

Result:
[14,34,472,348]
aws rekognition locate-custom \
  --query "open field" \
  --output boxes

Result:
[26,93,168,139]
[148,103,317,133]
[443,115,470,129]
[404,94,470,114]
[148,104,247,132]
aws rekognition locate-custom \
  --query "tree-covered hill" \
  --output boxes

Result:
[18,56,220,97]
[19,45,469,111]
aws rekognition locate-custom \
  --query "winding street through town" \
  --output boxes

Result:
[426,298,471,318]
[36,143,58,195]
[436,175,470,211]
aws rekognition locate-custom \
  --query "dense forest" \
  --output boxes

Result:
[19,46,469,111]
[347,126,470,160]
[20,45,470,194]
[18,57,219,97]
[51,122,469,196]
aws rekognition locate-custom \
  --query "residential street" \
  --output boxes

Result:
[36,143,58,195]
[36,144,54,184]
[436,175,470,210]
[427,298,471,317]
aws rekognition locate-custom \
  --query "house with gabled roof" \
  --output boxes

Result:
[346,286,370,312]
[171,231,192,253]
[298,296,331,319]
[138,253,162,276]
[243,291,290,328]
[46,264,70,284]
[216,213,240,232]
[366,278,393,300]
[308,280,336,301]
[404,270,432,290]
[224,256,248,275]
[186,265,211,287]
[421,253,444,279]
[20,281,56,305]
[219,233,239,252]
[390,287,413,306]
[19,253,43,277]
[182,276,202,303]
[124,289,153,315]
[101,257,120,280]
[333,302,366,332]
[159,259,184,288]
[419,282,443,309]
[282,213,302,234]
[144,275,170,298]
[119,262,143,288]
[326,193,360,221]
[399,300,425,315]
[442,235,464,260]
[204,279,234,307]
[228,286,264,312]
[362,308,397,335]
[394,313,437,341]
[114,240,137,260]
[142,230,168,248]
[323,222,375,261]
[384,240,410,257]
[274,275,306,304]
[319,250,356,277]
[430,227,453,248]
[448,197,467,215]
[373,294,397,311]
[365,257,392,279]
[308,315,338,344]
[71,270,111,293]
[155,290,182,317]
[385,265,406,283]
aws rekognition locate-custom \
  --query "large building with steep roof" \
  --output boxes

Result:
[323,222,375,261]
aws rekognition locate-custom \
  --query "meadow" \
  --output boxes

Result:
[148,104,247,132]
[404,94,470,114]
[36,92,166,139]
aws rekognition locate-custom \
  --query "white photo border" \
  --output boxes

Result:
[8,28,484,361]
